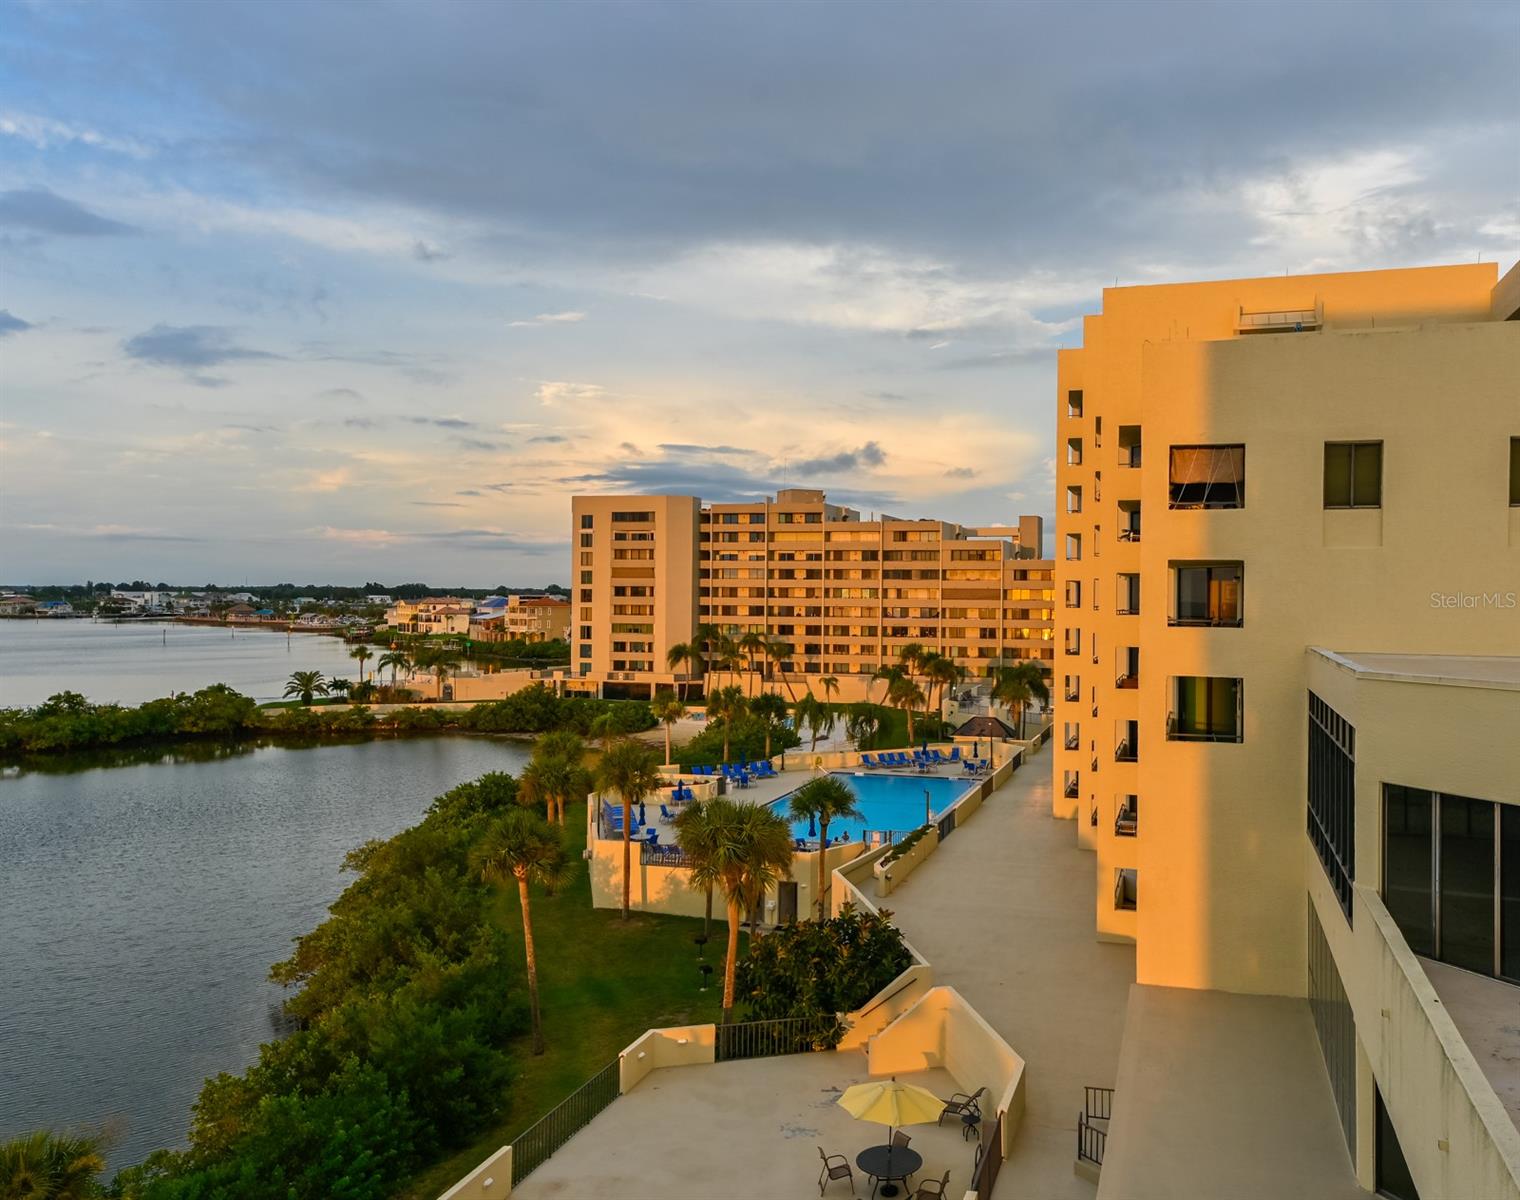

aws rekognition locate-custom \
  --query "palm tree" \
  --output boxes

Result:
[993,661,1051,738]
[414,645,461,699]
[378,649,411,687]
[788,776,863,919]
[651,689,685,766]
[871,662,906,707]
[736,630,768,697]
[818,675,840,706]
[766,638,798,700]
[348,644,373,683]
[0,1129,107,1199]
[472,809,568,1055]
[519,744,590,826]
[588,711,618,753]
[673,798,720,945]
[710,630,740,690]
[794,691,827,751]
[708,685,747,762]
[595,739,662,919]
[680,797,794,1021]
[844,701,881,747]
[749,692,788,758]
[283,669,329,706]
[326,675,352,700]
[665,641,703,701]
[885,675,925,743]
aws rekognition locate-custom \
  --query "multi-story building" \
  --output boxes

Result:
[384,596,474,636]
[563,489,1052,701]
[504,595,571,643]
[1055,261,1519,1195]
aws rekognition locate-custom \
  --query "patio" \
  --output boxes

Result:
[512,1052,984,1200]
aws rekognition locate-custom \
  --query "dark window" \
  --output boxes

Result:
[612,510,655,522]
[1510,438,1519,506]
[1376,1088,1421,1200]
[1383,785,1434,956]
[1168,444,1245,509]
[1504,806,1520,980]
[1068,389,1083,418]
[1172,563,1243,626]
[1441,794,1495,975]
[1170,676,1242,742]
[580,514,593,529]
[1308,904,1357,1160]
[1324,441,1382,508]
[1308,692,1355,922]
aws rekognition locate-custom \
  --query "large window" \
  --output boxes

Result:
[1171,562,1243,626]
[1324,441,1382,509]
[1510,437,1519,506]
[1376,1088,1422,1200]
[1308,692,1355,922]
[1308,904,1356,1161]
[1169,676,1243,743]
[1383,786,1519,982]
[1168,444,1245,509]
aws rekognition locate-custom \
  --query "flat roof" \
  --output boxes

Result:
[1311,649,1520,691]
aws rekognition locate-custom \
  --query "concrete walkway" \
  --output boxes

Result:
[878,748,1136,1197]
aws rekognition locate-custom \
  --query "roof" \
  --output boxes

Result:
[953,715,1020,739]
[1312,648,1520,692]
[520,597,569,607]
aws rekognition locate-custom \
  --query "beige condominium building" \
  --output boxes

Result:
[1055,261,1520,1196]
[562,489,1052,701]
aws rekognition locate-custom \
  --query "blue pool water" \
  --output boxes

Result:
[772,771,972,843]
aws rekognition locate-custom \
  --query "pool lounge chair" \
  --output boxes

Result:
[947,747,961,762]
[859,753,878,768]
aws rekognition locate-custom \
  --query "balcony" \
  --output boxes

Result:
[1064,778,1079,800]
[1115,801,1137,837]
[1115,672,1138,690]
[1064,687,1080,702]
[1235,306,1320,334]
[1114,868,1137,911]
[1064,734,1079,751]
[1115,741,1137,764]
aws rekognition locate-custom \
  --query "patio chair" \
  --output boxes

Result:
[939,1086,986,1125]
[644,827,659,845]
[947,747,961,762]
[891,1130,912,1150]
[817,1147,854,1196]
[910,1170,952,1199]
[661,803,676,821]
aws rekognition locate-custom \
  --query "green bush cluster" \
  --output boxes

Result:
[677,712,802,766]
[0,687,259,755]
[734,904,913,1044]
[108,773,533,1199]
[881,823,935,865]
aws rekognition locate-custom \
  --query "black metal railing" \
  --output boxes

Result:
[512,1059,620,1185]
[936,806,957,842]
[715,1017,828,1062]
[640,843,690,867]
[1077,1085,1113,1168]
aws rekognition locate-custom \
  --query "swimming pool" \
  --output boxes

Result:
[772,771,974,843]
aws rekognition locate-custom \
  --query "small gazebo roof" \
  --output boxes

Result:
[953,715,1019,740]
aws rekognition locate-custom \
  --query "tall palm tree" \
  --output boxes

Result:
[680,797,794,1021]
[844,701,881,747]
[378,649,411,687]
[886,675,925,743]
[818,675,840,706]
[665,641,703,701]
[736,630,768,697]
[788,776,863,919]
[0,1129,107,1199]
[711,630,741,690]
[871,662,906,707]
[519,743,590,826]
[595,739,662,919]
[651,689,685,766]
[708,685,748,762]
[472,809,569,1055]
[326,675,352,701]
[588,711,618,753]
[673,798,720,945]
[993,661,1051,738]
[766,638,798,701]
[794,691,827,751]
[283,669,329,706]
[749,692,788,758]
[348,644,373,683]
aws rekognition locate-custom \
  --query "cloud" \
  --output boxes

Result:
[410,500,465,508]
[658,442,754,456]
[789,441,886,477]
[0,187,137,236]
[123,325,278,370]
[0,110,151,157]
[319,386,365,401]
[528,434,569,444]
[509,310,587,327]
[297,468,351,493]
[412,239,449,262]
[406,416,477,429]
[944,466,977,479]
[537,380,605,407]
[0,310,33,338]
[455,489,483,496]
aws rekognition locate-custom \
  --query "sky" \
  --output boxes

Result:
[1,1,1516,586]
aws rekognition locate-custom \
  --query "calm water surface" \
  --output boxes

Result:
[0,736,530,1168]
[0,619,365,708]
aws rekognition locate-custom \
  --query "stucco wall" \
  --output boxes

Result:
[619,1023,717,1093]
[438,1146,511,1200]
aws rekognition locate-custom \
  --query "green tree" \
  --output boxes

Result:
[651,690,685,766]
[707,685,748,762]
[844,702,880,748]
[283,670,329,706]
[348,644,373,684]
[377,650,411,688]
[736,630,768,696]
[680,797,794,1021]
[472,809,569,1055]
[672,799,721,946]
[765,638,798,700]
[327,676,352,701]
[749,692,788,758]
[518,734,589,826]
[788,775,863,918]
[595,739,662,919]
[0,1129,106,1200]
[664,641,703,702]
[993,662,1050,738]
[818,675,840,706]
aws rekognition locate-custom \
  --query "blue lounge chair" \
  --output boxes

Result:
[645,827,659,845]
[860,753,877,768]
[660,803,676,821]
[947,747,962,762]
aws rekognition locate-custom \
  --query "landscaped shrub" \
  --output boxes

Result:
[677,712,802,767]
[881,823,934,865]
[735,904,914,1043]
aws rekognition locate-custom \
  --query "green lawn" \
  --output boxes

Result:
[399,800,726,1199]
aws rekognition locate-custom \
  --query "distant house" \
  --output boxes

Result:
[36,600,75,616]
[504,595,570,643]
[385,597,473,636]
[0,593,37,615]
[224,603,256,618]
[366,594,393,605]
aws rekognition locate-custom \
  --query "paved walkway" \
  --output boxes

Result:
[879,747,1136,1197]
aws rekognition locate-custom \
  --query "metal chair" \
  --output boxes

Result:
[891,1130,912,1150]
[911,1170,952,1199]
[939,1086,985,1125]
[817,1146,854,1196]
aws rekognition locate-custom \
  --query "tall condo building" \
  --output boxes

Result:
[1055,261,1520,1196]
[563,489,1052,701]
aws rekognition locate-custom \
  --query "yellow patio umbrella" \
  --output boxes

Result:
[837,1077,945,1138]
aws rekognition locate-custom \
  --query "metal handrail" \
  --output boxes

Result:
[512,1059,620,1185]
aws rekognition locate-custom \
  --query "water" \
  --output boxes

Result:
[0,619,367,708]
[0,736,531,1168]
[772,771,973,842]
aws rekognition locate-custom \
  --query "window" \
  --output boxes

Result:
[1064,580,1081,608]
[1375,1088,1421,1200]
[1308,692,1355,922]
[1118,425,1141,468]
[1309,906,1357,1162]
[1324,441,1382,508]
[1384,785,1434,956]
[1068,389,1083,418]
[1510,438,1519,506]
[1116,574,1139,616]
[1065,533,1081,561]
[1442,794,1495,974]
[1171,563,1243,627]
[1115,868,1137,911]
[1169,676,1242,742]
[1066,486,1082,514]
[1116,796,1137,837]
[1067,437,1083,466]
[580,514,593,529]
[1168,444,1245,509]
[579,533,593,548]
[612,510,655,522]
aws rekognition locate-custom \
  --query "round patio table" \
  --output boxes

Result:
[856,1144,922,1198]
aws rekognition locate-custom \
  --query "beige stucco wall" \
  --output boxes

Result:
[437,1146,511,1200]
[619,1023,717,1093]
[1055,263,1519,997]
[435,669,538,702]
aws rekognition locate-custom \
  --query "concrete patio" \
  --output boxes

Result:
[513,1055,981,1199]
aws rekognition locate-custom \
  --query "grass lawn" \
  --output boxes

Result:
[399,798,728,1199]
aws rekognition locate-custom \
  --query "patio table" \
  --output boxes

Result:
[856,1144,922,1198]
